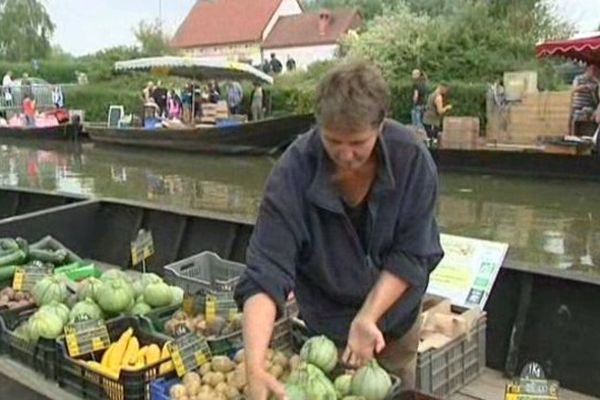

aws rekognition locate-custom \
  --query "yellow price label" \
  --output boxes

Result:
[65,333,80,357]
[171,349,187,376]
[12,268,24,291]
[205,296,217,321]
[92,337,106,351]
[195,351,208,366]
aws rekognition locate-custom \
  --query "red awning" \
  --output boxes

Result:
[536,34,600,66]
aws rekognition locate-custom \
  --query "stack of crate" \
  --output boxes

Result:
[200,101,230,124]
[487,91,571,145]
[441,117,480,150]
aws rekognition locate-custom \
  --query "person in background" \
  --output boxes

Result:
[570,64,599,135]
[152,81,168,117]
[2,70,13,108]
[52,85,65,109]
[167,89,182,120]
[423,83,452,146]
[227,80,244,115]
[286,56,296,72]
[410,69,428,132]
[261,59,272,75]
[208,82,221,104]
[143,81,154,102]
[250,82,264,121]
[270,53,283,75]
[181,83,193,123]
[22,94,36,127]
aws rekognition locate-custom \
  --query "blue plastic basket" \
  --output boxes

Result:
[150,377,179,400]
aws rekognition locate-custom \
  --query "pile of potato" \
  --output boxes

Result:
[164,310,243,338]
[168,349,299,400]
[0,287,34,309]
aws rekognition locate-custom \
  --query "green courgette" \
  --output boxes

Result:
[15,238,28,255]
[28,248,67,264]
[0,250,26,267]
[0,239,19,251]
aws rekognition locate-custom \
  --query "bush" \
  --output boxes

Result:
[64,85,140,122]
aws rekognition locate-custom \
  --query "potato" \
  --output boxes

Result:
[211,356,235,373]
[268,364,284,380]
[183,372,201,387]
[214,382,229,394]
[227,369,247,391]
[205,316,227,336]
[0,295,10,305]
[203,371,226,387]
[213,393,227,400]
[223,385,241,400]
[196,393,214,400]
[187,383,201,397]
[289,354,301,370]
[199,385,213,394]
[233,349,244,364]
[199,362,212,376]
[169,383,187,399]
[272,351,289,369]
[13,291,24,301]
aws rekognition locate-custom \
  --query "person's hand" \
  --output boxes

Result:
[247,370,288,400]
[342,316,386,368]
[446,104,453,111]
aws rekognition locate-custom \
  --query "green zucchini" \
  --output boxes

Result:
[0,265,17,281]
[28,248,67,264]
[0,239,19,251]
[0,250,26,267]
[15,238,28,255]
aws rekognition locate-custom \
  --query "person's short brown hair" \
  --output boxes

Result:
[315,60,390,133]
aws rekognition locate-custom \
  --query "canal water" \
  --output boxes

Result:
[1,139,599,279]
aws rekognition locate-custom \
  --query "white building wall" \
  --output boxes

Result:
[182,43,263,65]
[265,44,338,71]
[262,0,303,40]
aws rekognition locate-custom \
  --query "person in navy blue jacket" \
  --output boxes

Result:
[235,61,444,400]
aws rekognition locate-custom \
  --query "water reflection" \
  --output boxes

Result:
[0,139,599,277]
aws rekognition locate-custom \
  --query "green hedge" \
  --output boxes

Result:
[65,86,139,122]
[271,80,488,126]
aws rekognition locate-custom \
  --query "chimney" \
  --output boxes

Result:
[318,10,332,36]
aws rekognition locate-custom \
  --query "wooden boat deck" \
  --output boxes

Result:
[450,369,595,400]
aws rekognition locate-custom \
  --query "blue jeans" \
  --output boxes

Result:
[411,105,424,129]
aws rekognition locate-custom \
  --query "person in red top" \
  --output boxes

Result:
[22,95,36,127]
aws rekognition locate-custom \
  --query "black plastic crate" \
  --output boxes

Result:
[0,306,59,380]
[142,300,298,358]
[57,316,173,400]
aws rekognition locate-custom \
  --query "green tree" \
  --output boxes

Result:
[133,19,173,56]
[0,0,55,61]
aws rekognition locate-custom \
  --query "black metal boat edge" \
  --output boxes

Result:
[0,186,85,220]
[431,148,600,181]
[0,195,597,396]
[0,123,84,141]
[86,114,315,155]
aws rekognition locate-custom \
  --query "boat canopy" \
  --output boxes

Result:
[114,56,274,84]
[536,32,600,66]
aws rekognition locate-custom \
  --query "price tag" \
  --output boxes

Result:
[205,295,238,321]
[131,229,154,267]
[505,362,559,400]
[64,319,110,358]
[167,331,211,377]
[12,265,52,292]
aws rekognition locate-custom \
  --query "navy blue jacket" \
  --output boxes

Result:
[234,120,443,344]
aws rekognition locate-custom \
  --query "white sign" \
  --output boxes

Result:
[427,234,509,309]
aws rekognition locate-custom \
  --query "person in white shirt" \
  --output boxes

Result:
[2,71,13,107]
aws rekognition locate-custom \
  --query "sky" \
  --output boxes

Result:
[43,0,599,57]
